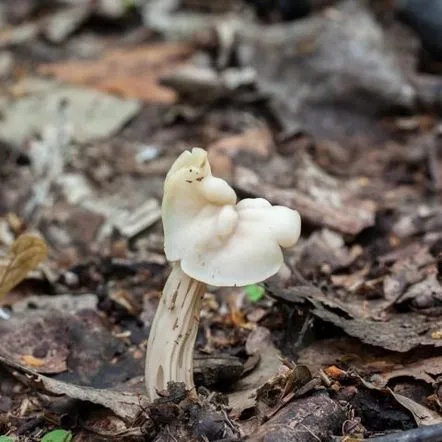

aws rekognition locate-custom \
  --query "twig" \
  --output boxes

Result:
[222,409,239,435]
[300,424,321,442]
[263,390,297,422]
[368,423,442,442]
[292,313,314,353]
[81,425,145,440]
[166,426,178,442]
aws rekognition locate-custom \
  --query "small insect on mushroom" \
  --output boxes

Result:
[145,148,301,400]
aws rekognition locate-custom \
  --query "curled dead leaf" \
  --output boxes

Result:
[0,233,48,299]
[388,389,442,426]
[325,365,347,380]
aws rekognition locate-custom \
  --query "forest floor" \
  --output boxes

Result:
[1,0,442,441]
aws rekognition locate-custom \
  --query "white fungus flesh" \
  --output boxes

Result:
[145,147,301,400]
[162,148,301,286]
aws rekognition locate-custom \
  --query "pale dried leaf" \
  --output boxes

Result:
[0,355,147,421]
[389,389,442,426]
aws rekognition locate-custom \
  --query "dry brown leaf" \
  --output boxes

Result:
[21,354,45,367]
[432,330,442,340]
[234,166,375,236]
[38,43,194,104]
[207,127,272,179]
[330,265,370,291]
[324,365,346,380]
[0,233,48,299]
[229,306,254,330]
[389,389,442,426]
[0,354,148,421]
[381,356,442,385]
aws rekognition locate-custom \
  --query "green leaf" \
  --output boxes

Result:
[244,284,265,303]
[0,436,15,442]
[41,430,72,442]
[123,0,136,10]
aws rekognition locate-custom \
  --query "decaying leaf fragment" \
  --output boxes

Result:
[39,44,194,104]
[0,233,48,299]
[389,389,442,427]
[0,354,147,421]
[228,327,283,415]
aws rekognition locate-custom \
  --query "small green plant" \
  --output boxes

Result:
[123,0,136,11]
[0,436,14,442]
[244,284,266,303]
[41,430,72,442]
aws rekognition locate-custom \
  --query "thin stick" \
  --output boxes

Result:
[368,423,442,442]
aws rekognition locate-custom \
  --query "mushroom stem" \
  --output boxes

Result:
[145,262,206,401]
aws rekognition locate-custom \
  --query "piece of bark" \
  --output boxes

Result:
[250,392,345,441]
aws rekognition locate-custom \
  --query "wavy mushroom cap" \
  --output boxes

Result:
[162,148,301,286]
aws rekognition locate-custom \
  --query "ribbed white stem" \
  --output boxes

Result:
[145,262,206,401]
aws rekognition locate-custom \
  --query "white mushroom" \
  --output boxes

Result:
[145,148,301,400]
